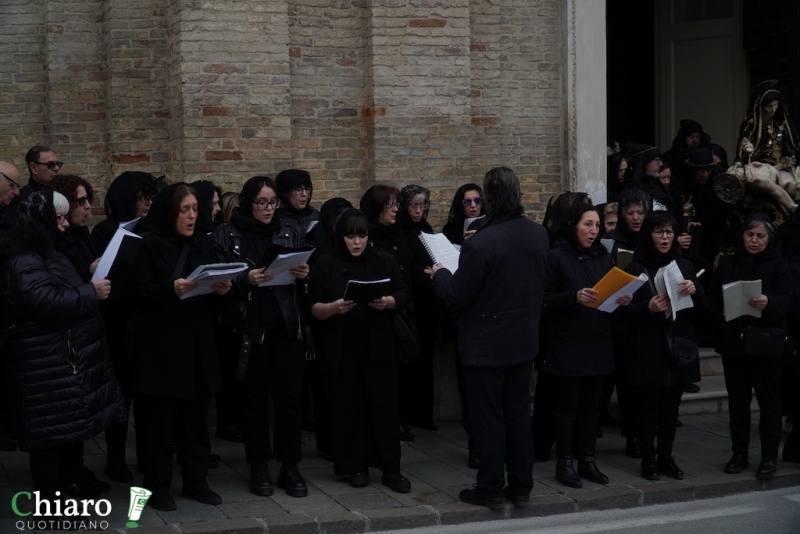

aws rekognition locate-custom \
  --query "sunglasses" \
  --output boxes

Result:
[462,198,483,206]
[74,196,91,206]
[35,160,63,170]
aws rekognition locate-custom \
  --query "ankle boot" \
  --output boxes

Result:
[577,415,609,485]
[555,415,582,488]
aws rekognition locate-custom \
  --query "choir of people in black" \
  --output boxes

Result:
[0,82,799,518]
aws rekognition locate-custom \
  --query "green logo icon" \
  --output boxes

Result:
[126,487,152,529]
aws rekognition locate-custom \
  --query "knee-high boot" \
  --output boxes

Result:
[554,415,582,488]
[577,414,609,484]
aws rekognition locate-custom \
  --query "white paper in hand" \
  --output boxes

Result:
[258,249,315,287]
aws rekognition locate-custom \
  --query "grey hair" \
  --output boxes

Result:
[743,216,775,238]
[483,166,524,217]
[619,187,652,214]
[52,191,69,215]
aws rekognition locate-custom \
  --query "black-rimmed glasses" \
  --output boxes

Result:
[253,198,281,210]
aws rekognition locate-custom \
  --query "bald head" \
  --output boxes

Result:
[0,161,21,207]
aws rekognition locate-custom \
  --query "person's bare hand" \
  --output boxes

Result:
[677,235,692,249]
[464,230,477,240]
[289,263,310,280]
[331,299,356,315]
[677,279,695,296]
[425,263,444,278]
[648,294,669,313]
[369,296,389,311]
[89,258,101,274]
[615,294,632,306]
[212,280,232,295]
[748,294,768,312]
[249,268,275,286]
[173,278,199,297]
[576,288,599,304]
[93,279,111,301]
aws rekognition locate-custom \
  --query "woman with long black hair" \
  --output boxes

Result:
[442,183,486,245]
[129,183,231,511]
[213,176,311,499]
[309,208,411,493]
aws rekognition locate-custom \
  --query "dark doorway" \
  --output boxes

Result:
[606,0,656,148]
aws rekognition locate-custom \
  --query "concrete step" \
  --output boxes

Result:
[699,347,723,377]
[679,374,758,415]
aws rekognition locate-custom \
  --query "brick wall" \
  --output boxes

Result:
[0,0,565,224]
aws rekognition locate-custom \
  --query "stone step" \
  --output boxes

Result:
[699,347,724,377]
[679,374,758,415]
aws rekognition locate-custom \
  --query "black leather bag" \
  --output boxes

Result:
[393,307,420,365]
[742,326,786,358]
[666,335,698,368]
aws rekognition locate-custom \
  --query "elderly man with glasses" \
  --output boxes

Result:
[0,161,21,220]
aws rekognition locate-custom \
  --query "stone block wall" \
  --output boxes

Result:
[1,0,566,224]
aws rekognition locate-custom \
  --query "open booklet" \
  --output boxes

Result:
[419,232,460,273]
[258,248,315,287]
[722,279,762,321]
[181,263,249,299]
[583,266,648,313]
[653,260,694,320]
[343,278,390,305]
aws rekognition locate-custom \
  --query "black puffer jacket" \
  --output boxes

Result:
[0,225,126,452]
[541,241,616,377]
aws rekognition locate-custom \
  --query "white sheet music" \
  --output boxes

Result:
[722,279,762,321]
[258,249,315,287]
[654,261,694,320]
[419,233,460,273]
[91,227,141,281]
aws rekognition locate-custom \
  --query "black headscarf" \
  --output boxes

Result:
[190,180,220,234]
[669,119,711,150]
[104,171,158,223]
[13,190,64,256]
[632,211,681,269]
[733,212,780,280]
[628,144,662,185]
[442,183,485,244]
[398,184,433,233]
[333,208,377,263]
[142,183,207,253]
[314,197,352,259]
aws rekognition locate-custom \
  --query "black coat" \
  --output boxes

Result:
[128,234,223,398]
[432,216,548,366]
[308,251,410,375]
[707,244,794,359]
[0,228,126,452]
[277,205,319,247]
[619,258,706,386]
[541,241,615,377]
[367,222,413,288]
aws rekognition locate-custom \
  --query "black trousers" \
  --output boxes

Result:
[241,334,305,465]
[552,374,605,420]
[629,383,684,461]
[326,356,401,476]
[463,360,534,498]
[722,354,783,461]
[214,325,243,432]
[404,314,436,427]
[136,393,210,494]
[104,358,133,465]
[455,348,475,450]
[782,363,800,457]
[531,367,555,459]
[29,441,83,499]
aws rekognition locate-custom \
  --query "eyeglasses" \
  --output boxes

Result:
[253,198,281,210]
[74,196,91,206]
[462,198,483,206]
[136,195,156,203]
[652,229,675,237]
[408,203,429,211]
[35,160,63,170]
[0,172,20,190]
[385,203,400,210]
[292,186,311,194]
[56,214,68,224]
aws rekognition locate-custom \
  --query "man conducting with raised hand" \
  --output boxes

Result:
[427,166,548,509]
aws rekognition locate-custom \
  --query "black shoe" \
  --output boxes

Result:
[348,470,369,488]
[209,453,220,469]
[641,459,660,481]
[215,422,244,443]
[147,490,176,511]
[625,437,641,459]
[0,432,17,451]
[503,486,529,507]
[556,459,582,488]
[182,479,222,505]
[467,449,481,469]
[410,422,439,431]
[104,460,134,483]
[277,463,308,497]
[399,424,414,442]
[599,411,621,427]
[756,459,776,480]
[381,472,411,493]
[578,458,609,485]
[249,463,274,496]
[724,454,749,474]
[676,419,683,427]
[683,383,701,393]
[459,488,504,509]
[657,456,684,480]
[320,450,335,462]
[596,426,603,438]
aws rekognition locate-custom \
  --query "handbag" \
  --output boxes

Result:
[666,334,698,368]
[741,325,786,358]
[393,307,421,365]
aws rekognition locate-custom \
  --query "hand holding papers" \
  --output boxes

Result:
[257,248,315,287]
[419,233,460,273]
[582,267,648,313]
[181,263,248,299]
[654,261,694,320]
[343,279,391,305]
[722,279,763,321]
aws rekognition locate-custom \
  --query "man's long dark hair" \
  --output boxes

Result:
[483,166,524,218]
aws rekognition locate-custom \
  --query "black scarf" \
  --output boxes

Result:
[333,208,378,264]
[632,215,681,269]
[190,180,220,234]
[62,225,98,282]
[732,212,781,280]
[314,197,353,259]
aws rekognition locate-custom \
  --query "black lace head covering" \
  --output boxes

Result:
[398,184,432,232]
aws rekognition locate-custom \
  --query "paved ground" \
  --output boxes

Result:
[0,413,798,533]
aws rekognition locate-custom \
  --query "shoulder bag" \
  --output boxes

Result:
[741,325,786,358]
